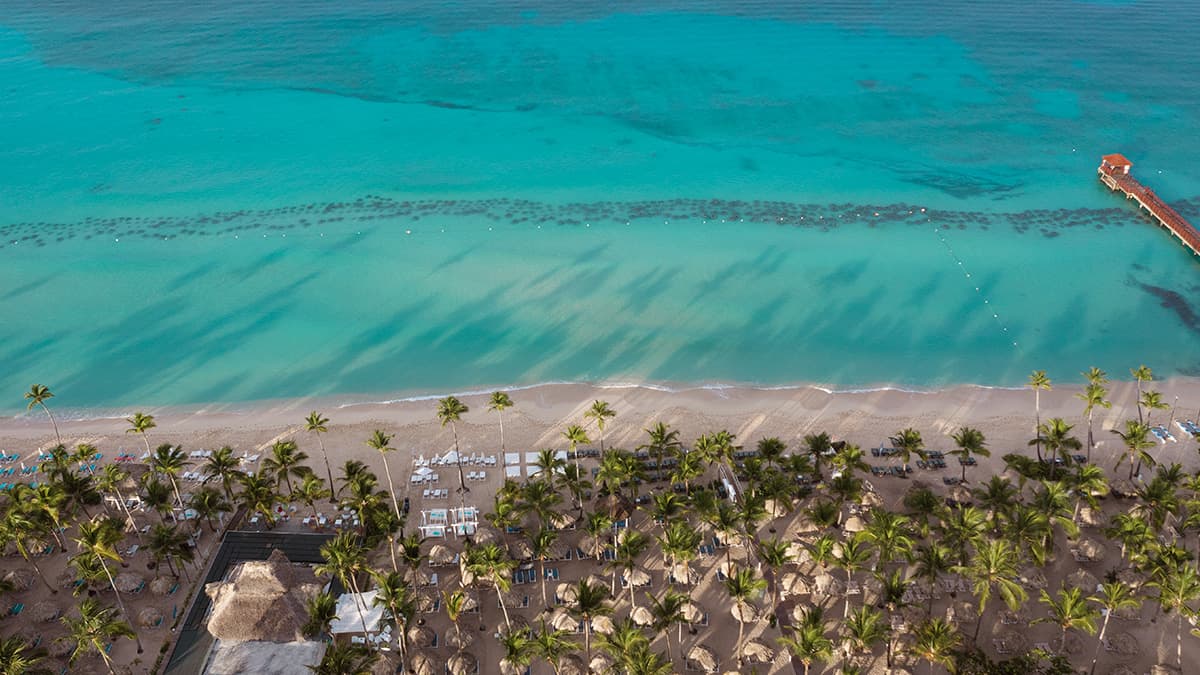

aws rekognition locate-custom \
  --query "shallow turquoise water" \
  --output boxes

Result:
[1,1,1198,411]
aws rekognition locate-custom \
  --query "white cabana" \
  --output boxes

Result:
[504,453,520,466]
[330,590,385,635]
[505,465,522,479]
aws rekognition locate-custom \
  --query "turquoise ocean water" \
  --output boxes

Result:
[1,1,1199,414]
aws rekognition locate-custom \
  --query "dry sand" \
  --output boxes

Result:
[2,378,1198,674]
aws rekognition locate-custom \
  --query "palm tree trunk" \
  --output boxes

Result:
[388,533,399,573]
[540,558,548,609]
[499,410,506,453]
[380,453,401,520]
[1034,391,1043,463]
[98,558,144,654]
[1086,409,1094,463]
[735,615,745,667]
[98,648,118,675]
[317,435,335,496]
[496,585,512,629]
[19,545,57,594]
[973,609,985,643]
[40,403,61,446]
[112,485,142,543]
[1178,614,1184,671]
[584,623,592,664]
[1060,626,1068,654]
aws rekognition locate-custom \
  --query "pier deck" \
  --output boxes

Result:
[1099,153,1200,257]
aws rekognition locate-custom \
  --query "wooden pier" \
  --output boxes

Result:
[1098,153,1200,257]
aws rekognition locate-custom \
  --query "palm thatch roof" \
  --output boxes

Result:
[730,602,759,622]
[138,606,164,628]
[741,639,774,663]
[115,572,144,594]
[29,601,60,623]
[408,625,437,648]
[594,493,632,520]
[429,544,456,566]
[150,576,177,595]
[204,549,322,642]
[630,606,654,627]
[687,644,718,673]
[682,602,704,624]
[446,651,477,675]
[2,568,35,592]
[550,609,579,632]
[591,615,616,635]
[410,652,440,675]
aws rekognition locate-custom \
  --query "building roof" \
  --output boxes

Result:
[1102,153,1132,167]
[202,639,326,675]
[330,590,386,634]
[204,549,323,642]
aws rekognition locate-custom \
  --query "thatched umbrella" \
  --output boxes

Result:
[780,572,810,598]
[595,493,633,521]
[55,570,77,589]
[1110,479,1136,498]
[550,609,579,632]
[1073,538,1105,562]
[998,607,1030,625]
[405,569,431,587]
[3,569,35,592]
[669,563,698,586]
[138,606,163,628]
[509,538,533,560]
[1114,567,1141,586]
[500,661,524,675]
[1107,667,1136,675]
[1150,666,1182,675]
[814,572,844,596]
[1018,569,1047,590]
[446,629,474,650]
[590,654,615,673]
[472,526,499,545]
[550,511,576,530]
[150,576,176,595]
[1108,631,1139,656]
[1067,568,1100,592]
[591,615,616,635]
[861,491,883,508]
[413,592,438,613]
[460,592,479,613]
[29,601,61,623]
[578,535,606,560]
[763,499,789,518]
[682,602,705,624]
[730,602,759,622]
[370,652,402,675]
[48,639,75,658]
[741,639,774,664]
[584,574,608,590]
[429,544,456,566]
[408,625,437,648]
[687,644,718,673]
[114,572,144,594]
[631,606,654,627]
[410,652,439,675]
[950,486,973,503]
[1079,506,1105,528]
[991,630,1027,655]
[946,600,975,625]
[560,654,586,675]
[843,515,866,533]
[785,541,807,562]
[1114,600,1142,621]
[446,651,477,675]
[623,568,650,587]
[556,582,579,605]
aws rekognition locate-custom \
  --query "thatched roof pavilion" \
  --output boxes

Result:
[204,549,322,643]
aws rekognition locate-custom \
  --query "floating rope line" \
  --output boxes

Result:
[932,220,1019,350]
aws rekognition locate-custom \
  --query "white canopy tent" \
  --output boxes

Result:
[330,590,386,635]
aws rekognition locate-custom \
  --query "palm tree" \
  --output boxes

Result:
[201,446,244,503]
[1032,418,1081,479]
[1077,382,1111,462]
[1111,419,1155,479]
[562,424,591,495]
[24,384,60,445]
[125,412,156,456]
[0,507,56,593]
[757,536,794,611]
[646,589,687,662]
[612,529,650,608]
[464,542,516,629]
[803,432,833,482]
[488,391,514,452]
[533,620,578,675]
[372,570,414,669]
[532,449,566,491]
[1069,463,1109,526]
[148,522,195,580]
[499,626,534,675]
[725,567,766,666]
[569,578,612,662]
[958,539,1026,642]
[263,440,309,496]
[305,411,336,493]
[364,430,401,519]
[834,534,874,618]
[585,400,616,452]
[95,464,141,539]
[1131,364,1153,423]
[913,544,953,620]
[889,428,926,472]
[1088,581,1140,675]
[639,422,681,474]
[303,590,338,638]
[59,599,136,675]
[444,588,468,649]
[1028,370,1052,463]
[237,472,279,527]
[316,533,371,633]
[190,487,231,532]
[149,443,188,518]
[1033,586,1099,653]
[842,605,886,666]
[73,518,143,654]
[949,426,989,483]
[974,475,1018,520]
[778,606,833,675]
[295,473,331,519]
[862,510,914,571]
[1141,390,1169,425]
[337,460,370,499]
[0,634,45,674]
[657,520,700,589]
[437,396,470,504]
[909,618,959,674]
[309,642,376,675]
[1148,562,1200,671]
[529,527,558,609]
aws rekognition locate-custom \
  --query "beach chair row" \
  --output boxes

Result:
[422,488,449,499]
[870,466,911,477]
[0,453,20,463]
[466,470,488,481]
[411,473,440,484]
